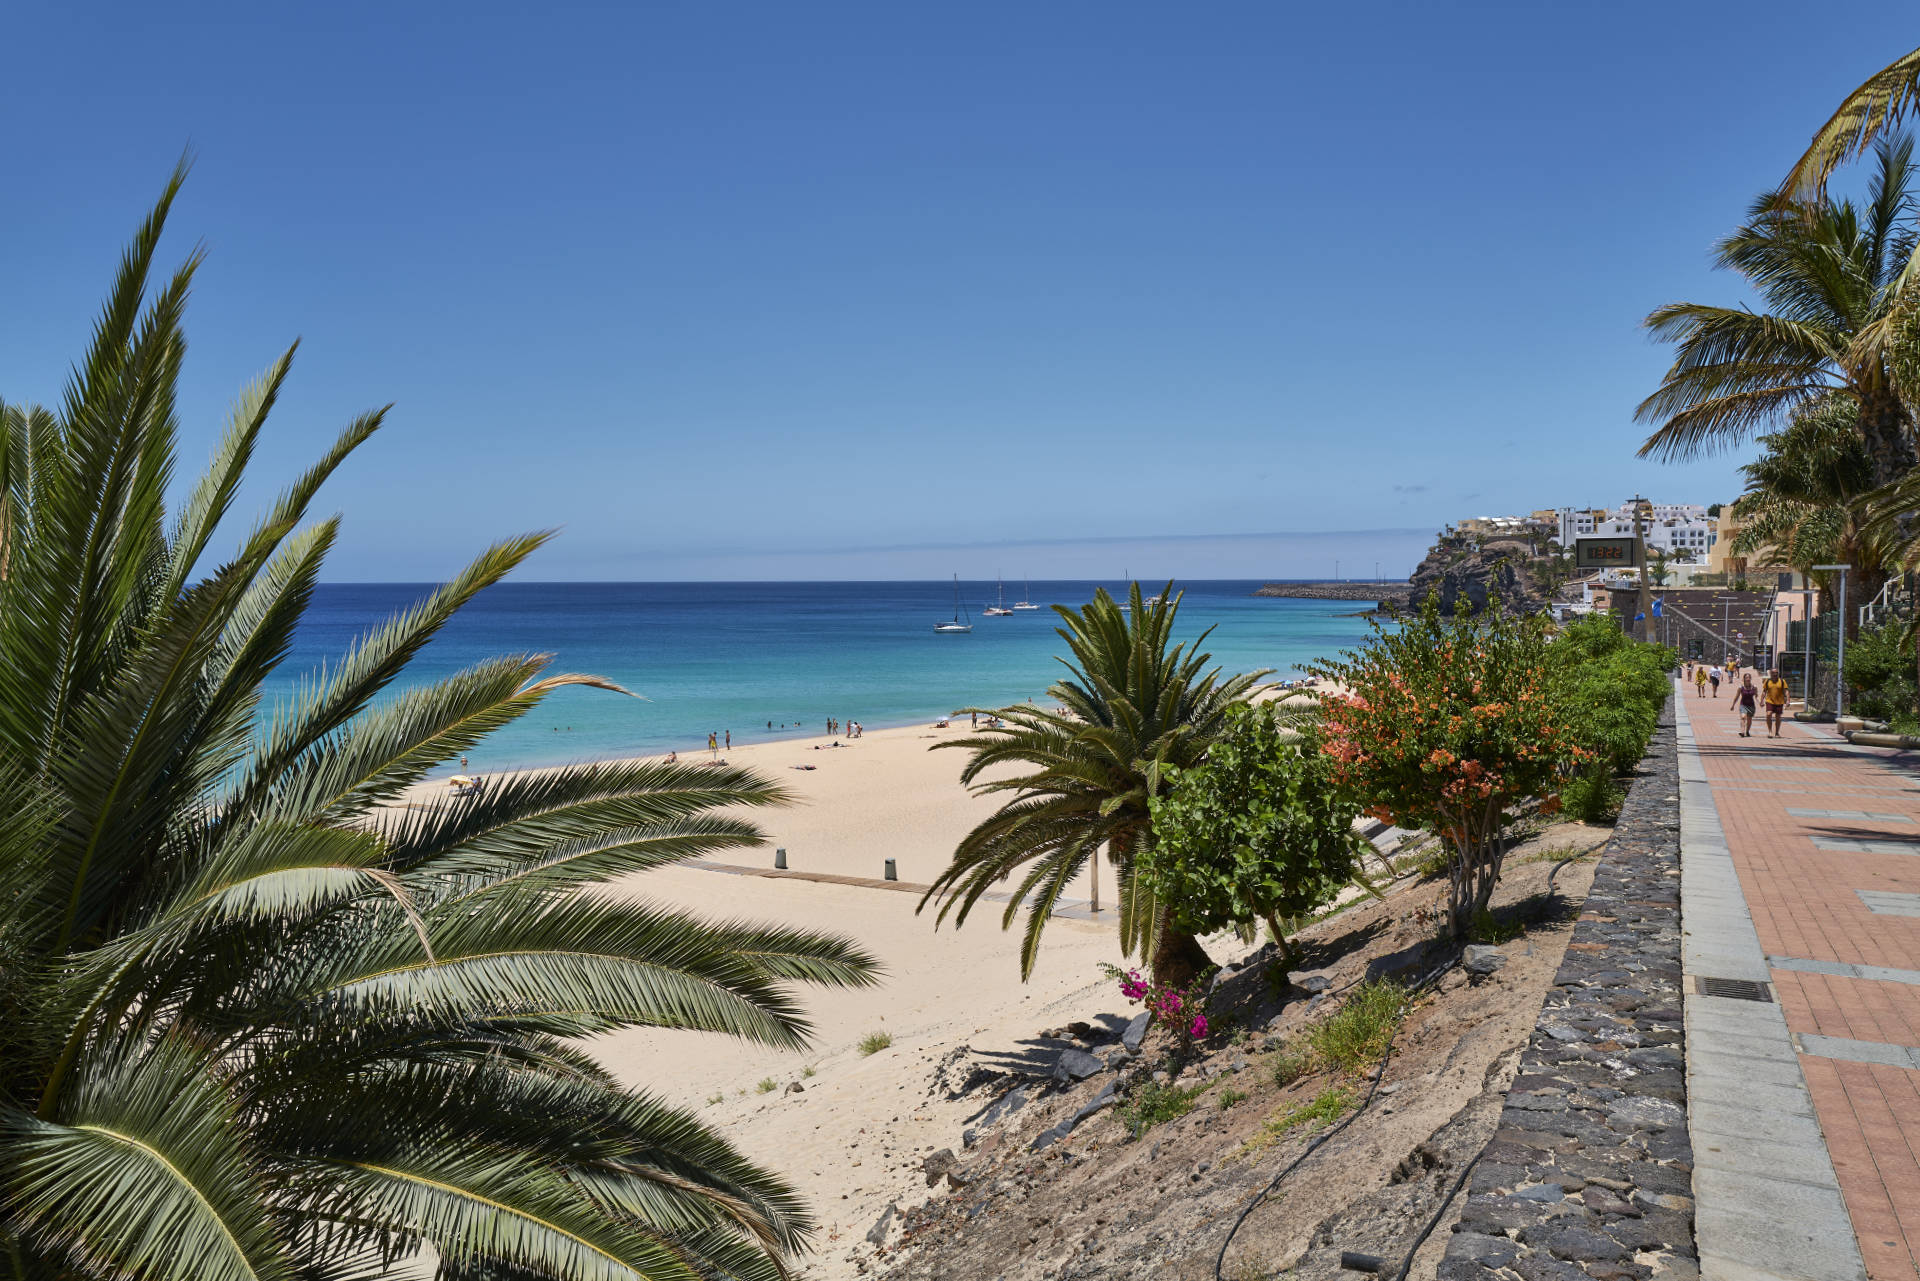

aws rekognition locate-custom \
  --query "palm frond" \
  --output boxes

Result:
[1784,46,1920,201]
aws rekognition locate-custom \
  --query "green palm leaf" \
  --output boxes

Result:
[4,1034,292,1281]
[0,177,874,1281]
[922,582,1266,981]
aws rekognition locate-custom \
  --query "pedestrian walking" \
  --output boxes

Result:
[725,729,730,751]
[1734,674,1759,737]
[708,731,717,759]
[1694,666,1708,698]
[1708,668,1721,698]
[1762,668,1791,738]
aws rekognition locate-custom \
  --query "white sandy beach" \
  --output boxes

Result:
[397,698,1314,1276]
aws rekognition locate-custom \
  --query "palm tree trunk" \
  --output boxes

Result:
[1149,913,1213,989]
[1860,390,1917,489]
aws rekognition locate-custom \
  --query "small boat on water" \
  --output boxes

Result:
[983,574,1013,616]
[935,574,973,633]
[1012,576,1039,610]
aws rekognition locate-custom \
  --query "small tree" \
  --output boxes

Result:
[1139,704,1366,966]
[1312,599,1586,938]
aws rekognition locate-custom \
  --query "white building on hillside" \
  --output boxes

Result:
[1556,500,1717,562]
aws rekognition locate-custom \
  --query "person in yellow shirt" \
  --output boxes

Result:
[1694,666,1709,698]
[1762,667,1791,738]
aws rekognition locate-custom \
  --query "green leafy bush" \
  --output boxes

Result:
[1140,704,1368,963]
[1560,770,1622,822]
[1268,1085,1354,1134]
[1305,981,1406,1075]
[1550,616,1673,771]
[1547,616,1674,820]
[858,1030,892,1055]
[1118,1079,1206,1137]
[1267,1043,1313,1087]
[1847,619,1919,728]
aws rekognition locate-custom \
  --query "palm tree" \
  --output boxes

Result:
[1731,395,1892,630]
[1782,45,1920,202]
[919,583,1268,987]
[0,172,878,1281]
[1636,135,1920,488]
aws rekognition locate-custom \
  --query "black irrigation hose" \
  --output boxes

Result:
[1215,832,1611,1279]
[1389,1144,1484,1281]
[1545,838,1609,893]
[1213,955,1456,1281]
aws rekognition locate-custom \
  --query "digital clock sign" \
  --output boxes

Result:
[1574,536,1640,568]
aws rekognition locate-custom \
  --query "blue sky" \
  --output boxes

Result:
[1,3,1910,580]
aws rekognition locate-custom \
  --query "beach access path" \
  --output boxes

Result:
[1676,681,1920,1281]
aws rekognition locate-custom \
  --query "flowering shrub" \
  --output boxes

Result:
[1311,597,1587,937]
[1104,963,1211,1048]
[1139,702,1366,966]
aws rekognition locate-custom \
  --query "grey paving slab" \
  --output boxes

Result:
[1689,1026,1807,1066]
[1692,1097,1832,1147]
[1787,808,1914,822]
[1691,1047,1824,1091]
[1694,1169,1866,1281]
[1688,993,1788,1035]
[1673,692,1866,1281]
[1796,1032,1920,1070]
[1857,889,1920,917]
[1812,835,1920,856]
[1769,954,1920,986]
[1689,1070,1821,1116]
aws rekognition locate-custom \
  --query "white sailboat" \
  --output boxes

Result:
[934,574,973,633]
[983,574,1013,616]
[1012,576,1039,610]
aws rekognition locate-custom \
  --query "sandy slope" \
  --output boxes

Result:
[399,703,1322,1276]
[400,718,1158,1271]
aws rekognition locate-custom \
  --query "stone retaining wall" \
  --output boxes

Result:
[1445,699,1698,1281]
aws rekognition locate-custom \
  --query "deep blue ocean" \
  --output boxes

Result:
[278,581,1381,771]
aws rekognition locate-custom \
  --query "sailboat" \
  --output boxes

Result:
[983,574,1013,616]
[934,574,973,633]
[1012,576,1039,610]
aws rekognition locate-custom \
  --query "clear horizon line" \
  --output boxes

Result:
[676,525,1437,558]
[307,574,1411,585]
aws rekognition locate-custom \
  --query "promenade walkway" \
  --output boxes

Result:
[1677,681,1920,1281]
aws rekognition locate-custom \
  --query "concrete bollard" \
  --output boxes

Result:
[883,857,897,881]
[774,847,787,870]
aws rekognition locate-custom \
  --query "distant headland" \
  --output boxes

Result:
[1252,580,1411,605]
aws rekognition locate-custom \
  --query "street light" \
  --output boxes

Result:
[1813,565,1851,715]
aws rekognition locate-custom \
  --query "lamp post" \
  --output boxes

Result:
[1814,565,1851,715]
[1632,496,1652,643]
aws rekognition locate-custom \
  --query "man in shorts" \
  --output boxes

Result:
[1708,667,1721,698]
[1762,667,1791,738]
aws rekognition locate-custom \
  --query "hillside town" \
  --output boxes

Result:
[1412,496,1864,712]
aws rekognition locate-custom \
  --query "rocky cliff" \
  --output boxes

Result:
[1406,535,1548,616]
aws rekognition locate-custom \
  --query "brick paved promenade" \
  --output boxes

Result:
[1679,678,1920,1280]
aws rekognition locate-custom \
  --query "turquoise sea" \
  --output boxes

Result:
[280,581,1381,772]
